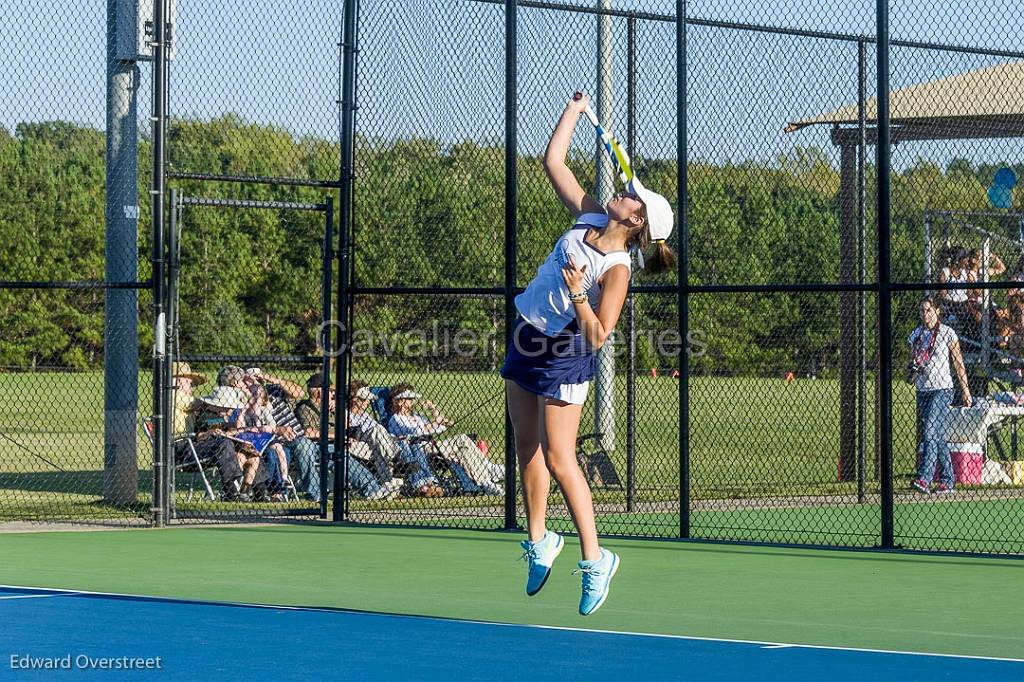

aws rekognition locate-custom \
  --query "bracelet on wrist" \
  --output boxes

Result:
[568,291,586,303]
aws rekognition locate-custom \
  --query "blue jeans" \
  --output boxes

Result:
[916,388,955,487]
[262,446,290,493]
[285,437,321,501]
[287,437,381,501]
[404,443,475,494]
[398,442,438,489]
[346,455,382,498]
[449,462,479,493]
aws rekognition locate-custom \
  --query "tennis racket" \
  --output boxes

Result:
[574,91,633,184]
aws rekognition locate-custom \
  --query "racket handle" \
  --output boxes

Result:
[573,91,601,127]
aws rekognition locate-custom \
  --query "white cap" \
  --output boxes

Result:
[355,386,375,401]
[392,390,421,400]
[198,386,249,409]
[628,176,674,242]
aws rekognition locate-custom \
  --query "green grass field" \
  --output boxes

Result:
[1,369,1022,554]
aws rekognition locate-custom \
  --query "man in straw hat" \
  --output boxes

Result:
[169,363,249,501]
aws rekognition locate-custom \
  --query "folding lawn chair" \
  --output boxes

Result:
[142,417,218,502]
[575,431,623,489]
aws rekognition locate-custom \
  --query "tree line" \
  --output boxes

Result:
[0,115,1018,375]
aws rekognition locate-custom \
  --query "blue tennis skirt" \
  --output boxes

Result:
[500,315,597,399]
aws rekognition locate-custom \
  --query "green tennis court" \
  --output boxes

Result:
[1,523,1020,663]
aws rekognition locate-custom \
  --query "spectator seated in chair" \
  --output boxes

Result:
[962,247,1006,324]
[386,383,504,496]
[216,366,319,502]
[244,367,324,503]
[294,374,403,502]
[937,246,975,331]
[996,299,1024,356]
[347,380,442,498]
[1006,255,1024,305]
[239,380,292,502]
[171,362,253,501]
[188,383,270,501]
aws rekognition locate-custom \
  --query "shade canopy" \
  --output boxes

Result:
[785,60,1024,142]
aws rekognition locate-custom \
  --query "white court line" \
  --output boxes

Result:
[3,584,1023,665]
[0,592,81,600]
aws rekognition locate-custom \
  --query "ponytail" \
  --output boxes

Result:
[644,241,677,274]
[627,205,677,274]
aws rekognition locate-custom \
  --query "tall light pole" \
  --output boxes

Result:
[594,0,616,452]
[103,0,142,504]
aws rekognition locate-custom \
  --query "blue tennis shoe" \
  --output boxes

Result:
[574,548,620,616]
[520,531,564,596]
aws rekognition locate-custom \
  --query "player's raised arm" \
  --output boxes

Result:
[543,93,605,218]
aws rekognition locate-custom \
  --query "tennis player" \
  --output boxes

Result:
[501,93,675,615]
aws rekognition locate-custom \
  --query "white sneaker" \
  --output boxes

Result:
[481,481,503,496]
[367,478,403,501]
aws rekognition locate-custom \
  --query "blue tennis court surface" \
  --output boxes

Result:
[1,586,1020,680]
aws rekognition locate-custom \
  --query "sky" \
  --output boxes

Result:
[1,0,1022,171]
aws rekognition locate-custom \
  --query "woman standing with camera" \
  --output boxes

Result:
[908,296,972,494]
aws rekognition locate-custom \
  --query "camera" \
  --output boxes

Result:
[905,361,926,383]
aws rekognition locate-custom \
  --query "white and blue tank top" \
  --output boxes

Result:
[514,213,632,336]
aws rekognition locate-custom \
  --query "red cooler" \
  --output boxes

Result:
[946,443,984,485]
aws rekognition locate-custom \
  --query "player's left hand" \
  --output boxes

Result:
[561,253,588,293]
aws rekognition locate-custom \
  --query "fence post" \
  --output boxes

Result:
[625,15,637,514]
[876,0,895,549]
[503,0,519,531]
[163,189,178,523]
[857,39,868,503]
[320,198,334,521]
[594,0,617,454]
[334,0,359,523]
[148,0,169,526]
[677,0,690,539]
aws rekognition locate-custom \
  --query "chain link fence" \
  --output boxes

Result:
[0,1,153,525]
[2,0,1023,554]
[886,0,1024,554]
[157,0,347,522]
[161,195,333,520]
[342,0,1024,555]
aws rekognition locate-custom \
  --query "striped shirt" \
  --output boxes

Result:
[266,383,305,438]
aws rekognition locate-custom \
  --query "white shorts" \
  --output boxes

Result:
[552,381,590,405]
